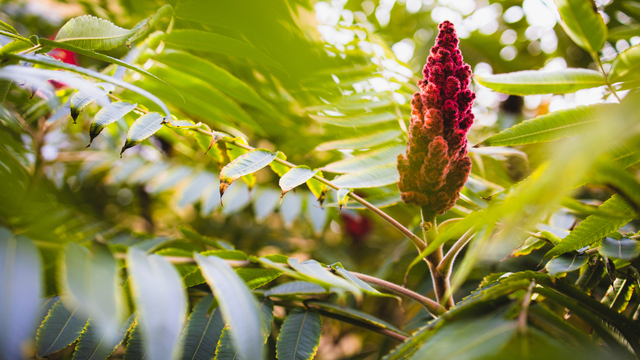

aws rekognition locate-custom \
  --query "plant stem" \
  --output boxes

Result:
[437,229,475,278]
[348,271,446,316]
[592,52,621,102]
[518,280,535,333]
[420,207,454,309]
[194,127,427,252]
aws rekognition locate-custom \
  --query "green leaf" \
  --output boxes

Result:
[215,299,273,360]
[602,278,635,312]
[194,254,264,360]
[309,112,397,127]
[236,268,282,290]
[179,172,216,208]
[39,39,172,92]
[73,313,135,360]
[475,69,605,95]
[127,248,187,360]
[69,86,108,123]
[479,104,615,147]
[201,249,247,261]
[599,237,640,261]
[179,294,225,360]
[179,226,227,250]
[276,309,322,360]
[0,40,33,55]
[62,242,122,343]
[610,44,640,83]
[121,112,164,155]
[36,301,89,357]
[155,50,278,116]
[264,281,330,297]
[0,230,42,360]
[332,163,399,188]
[163,30,284,72]
[7,54,171,118]
[279,166,319,197]
[0,20,18,34]
[124,321,149,360]
[545,195,635,258]
[219,149,276,197]
[608,24,640,41]
[306,301,408,338]
[336,188,351,210]
[546,253,589,276]
[332,265,400,301]
[315,130,402,151]
[554,0,607,53]
[322,144,405,173]
[576,260,605,294]
[88,101,136,146]
[54,15,134,50]
[511,237,547,257]
[306,170,328,204]
[288,259,362,300]
[591,161,640,212]
[128,4,173,46]
[269,151,290,177]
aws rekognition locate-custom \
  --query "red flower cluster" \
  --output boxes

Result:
[397,21,474,215]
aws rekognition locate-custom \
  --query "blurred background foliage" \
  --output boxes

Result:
[2,0,640,358]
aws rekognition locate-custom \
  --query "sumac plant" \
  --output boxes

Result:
[2,0,640,359]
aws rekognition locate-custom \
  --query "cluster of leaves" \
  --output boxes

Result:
[3,0,640,359]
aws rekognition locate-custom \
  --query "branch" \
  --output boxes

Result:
[347,271,446,317]
[420,207,454,309]
[114,253,249,267]
[194,127,427,252]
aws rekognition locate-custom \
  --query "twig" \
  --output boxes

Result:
[348,271,446,317]
[194,127,427,252]
[420,207,453,309]
[437,229,475,277]
[518,280,536,332]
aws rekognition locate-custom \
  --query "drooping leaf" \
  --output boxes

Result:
[36,301,89,357]
[179,172,216,208]
[288,259,362,300]
[269,151,290,177]
[475,69,605,95]
[69,86,108,123]
[331,265,401,301]
[599,237,640,261]
[88,101,137,146]
[7,54,171,117]
[576,260,605,294]
[276,309,322,360]
[315,130,402,151]
[306,301,408,338]
[219,149,276,197]
[546,253,589,276]
[54,15,134,50]
[264,281,330,297]
[601,278,635,312]
[214,299,273,360]
[194,254,264,360]
[511,237,547,257]
[479,104,615,147]
[309,112,397,127]
[322,145,405,173]
[306,170,328,204]
[163,30,284,72]
[127,248,187,360]
[179,294,225,360]
[155,50,278,116]
[332,163,399,188]
[62,242,122,343]
[0,230,42,360]
[236,268,282,290]
[279,166,319,197]
[554,0,607,53]
[253,188,281,222]
[306,192,328,236]
[121,112,164,155]
[336,188,351,210]
[73,313,135,360]
[280,191,302,228]
[545,195,635,258]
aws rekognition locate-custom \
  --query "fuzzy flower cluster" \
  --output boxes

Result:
[397,21,474,215]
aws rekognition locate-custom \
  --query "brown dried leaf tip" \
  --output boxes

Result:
[397,21,475,215]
